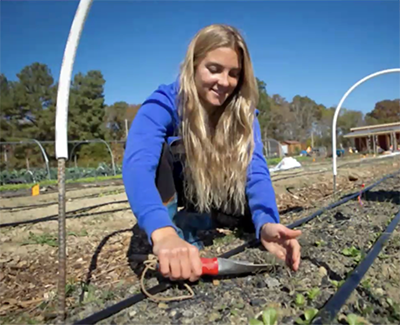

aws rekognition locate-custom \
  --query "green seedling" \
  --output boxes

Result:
[342,246,364,262]
[387,298,400,321]
[344,313,369,325]
[330,279,345,289]
[295,308,318,324]
[262,308,278,325]
[307,288,320,301]
[361,279,371,290]
[295,293,306,307]
[314,240,326,247]
[248,307,278,325]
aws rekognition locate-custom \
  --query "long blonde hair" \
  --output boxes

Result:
[177,24,259,215]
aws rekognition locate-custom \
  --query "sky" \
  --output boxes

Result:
[1,0,399,115]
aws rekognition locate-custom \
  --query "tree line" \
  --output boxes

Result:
[1,62,399,169]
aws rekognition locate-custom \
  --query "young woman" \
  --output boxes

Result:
[122,24,301,283]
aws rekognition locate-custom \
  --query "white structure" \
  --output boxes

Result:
[332,68,400,193]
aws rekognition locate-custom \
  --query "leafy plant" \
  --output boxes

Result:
[342,246,364,262]
[248,307,278,325]
[307,288,320,301]
[295,293,306,307]
[387,298,400,321]
[295,308,318,324]
[330,279,345,289]
[341,313,369,325]
[262,308,278,325]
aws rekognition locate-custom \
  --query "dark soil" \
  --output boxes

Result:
[65,174,400,325]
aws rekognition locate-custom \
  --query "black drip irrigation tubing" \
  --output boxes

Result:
[72,170,399,325]
[0,200,129,228]
[311,209,400,325]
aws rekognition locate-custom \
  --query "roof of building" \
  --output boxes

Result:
[349,122,400,132]
[344,122,400,138]
[280,140,301,144]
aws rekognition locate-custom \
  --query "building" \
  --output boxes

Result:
[279,140,306,156]
[343,122,400,153]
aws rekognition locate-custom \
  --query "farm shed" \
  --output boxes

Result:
[343,122,400,153]
[279,140,305,155]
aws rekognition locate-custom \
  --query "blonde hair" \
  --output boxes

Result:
[177,24,259,215]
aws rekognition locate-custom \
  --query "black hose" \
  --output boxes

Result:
[0,200,129,228]
[72,171,399,325]
[311,209,400,325]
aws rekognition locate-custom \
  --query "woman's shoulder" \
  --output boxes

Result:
[143,79,179,110]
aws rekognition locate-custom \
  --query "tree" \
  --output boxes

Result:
[0,74,17,141]
[68,70,107,140]
[289,95,319,142]
[105,101,129,140]
[13,63,54,137]
[366,99,400,124]
[256,78,271,138]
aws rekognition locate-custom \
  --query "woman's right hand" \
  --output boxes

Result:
[151,227,203,282]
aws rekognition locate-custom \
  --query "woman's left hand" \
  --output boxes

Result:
[260,223,302,271]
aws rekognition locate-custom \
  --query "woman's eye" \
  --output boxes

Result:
[230,71,240,78]
[208,65,219,73]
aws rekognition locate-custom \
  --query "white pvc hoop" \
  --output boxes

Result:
[56,0,93,159]
[332,68,400,193]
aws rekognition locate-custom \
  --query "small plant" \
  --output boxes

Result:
[307,288,320,301]
[67,229,89,237]
[22,231,58,247]
[361,279,371,290]
[314,240,326,247]
[341,313,369,325]
[248,307,278,325]
[295,293,306,307]
[295,308,318,324]
[387,298,400,321]
[330,279,345,289]
[342,246,364,262]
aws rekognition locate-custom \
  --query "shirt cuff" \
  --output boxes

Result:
[252,211,278,240]
[140,211,181,245]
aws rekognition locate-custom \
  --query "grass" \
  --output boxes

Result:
[0,175,122,192]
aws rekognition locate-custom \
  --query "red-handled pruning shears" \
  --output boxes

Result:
[131,254,273,276]
[200,257,273,276]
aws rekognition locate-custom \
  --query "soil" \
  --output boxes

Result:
[0,156,399,324]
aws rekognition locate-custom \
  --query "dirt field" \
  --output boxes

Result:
[0,156,399,324]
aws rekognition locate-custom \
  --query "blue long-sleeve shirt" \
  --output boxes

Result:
[122,80,280,244]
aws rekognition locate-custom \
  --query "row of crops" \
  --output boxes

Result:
[0,163,121,185]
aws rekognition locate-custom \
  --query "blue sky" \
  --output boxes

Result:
[1,0,399,115]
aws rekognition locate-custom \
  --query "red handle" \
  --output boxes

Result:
[200,257,219,275]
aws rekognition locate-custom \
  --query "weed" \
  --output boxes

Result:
[22,232,58,247]
[67,229,89,237]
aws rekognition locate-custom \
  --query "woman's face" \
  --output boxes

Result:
[194,46,241,110]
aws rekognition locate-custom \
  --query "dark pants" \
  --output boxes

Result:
[154,141,254,248]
